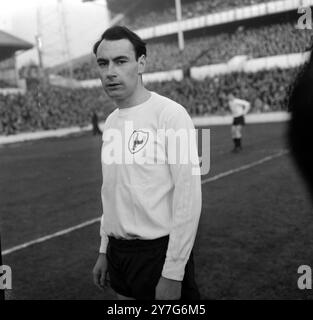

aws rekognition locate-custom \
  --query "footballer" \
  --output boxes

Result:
[228,93,251,153]
[92,26,202,300]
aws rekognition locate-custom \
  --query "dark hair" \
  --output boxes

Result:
[288,45,313,195]
[93,25,146,60]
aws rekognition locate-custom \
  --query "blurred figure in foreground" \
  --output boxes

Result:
[288,47,313,197]
[228,93,251,153]
[0,235,4,300]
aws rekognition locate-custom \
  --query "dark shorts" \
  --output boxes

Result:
[233,115,245,126]
[107,235,200,300]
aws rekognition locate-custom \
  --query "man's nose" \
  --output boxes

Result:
[107,62,117,77]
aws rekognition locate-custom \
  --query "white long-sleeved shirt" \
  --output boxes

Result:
[99,91,202,281]
[229,98,251,117]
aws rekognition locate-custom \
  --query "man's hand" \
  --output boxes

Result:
[92,253,109,290]
[155,276,182,300]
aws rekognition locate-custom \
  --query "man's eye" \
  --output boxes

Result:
[117,60,126,65]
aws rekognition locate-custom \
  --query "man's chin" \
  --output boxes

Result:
[106,91,123,99]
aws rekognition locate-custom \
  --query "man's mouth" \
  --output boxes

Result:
[106,83,121,89]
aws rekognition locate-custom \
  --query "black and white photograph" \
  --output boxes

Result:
[1,0,313,304]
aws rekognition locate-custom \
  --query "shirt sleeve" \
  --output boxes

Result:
[161,106,202,281]
[99,142,110,254]
[98,110,116,254]
[99,214,109,253]
[236,99,251,114]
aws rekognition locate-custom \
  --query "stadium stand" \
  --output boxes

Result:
[1,0,309,136]
[0,80,12,88]
[146,21,312,72]
[184,22,312,68]
[147,68,294,115]
[0,85,114,135]
[108,0,280,31]
[0,67,295,135]
[56,58,98,80]
[0,30,33,62]
[54,20,311,78]
[0,30,33,89]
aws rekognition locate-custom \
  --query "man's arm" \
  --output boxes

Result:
[92,253,109,290]
[94,133,110,290]
[92,214,110,290]
[236,98,251,115]
[93,109,118,290]
[99,213,109,254]
[156,106,202,299]
[96,108,116,257]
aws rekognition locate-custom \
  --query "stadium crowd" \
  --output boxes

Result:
[147,68,293,115]
[1,67,295,135]
[117,0,278,31]
[0,85,114,135]
[56,58,98,81]
[146,22,311,72]
[0,80,11,88]
[55,21,310,78]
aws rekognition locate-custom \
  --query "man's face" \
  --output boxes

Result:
[96,38,145,104]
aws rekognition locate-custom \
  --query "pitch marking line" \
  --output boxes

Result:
[202,149,289,184]
[2,149,289,256]
[2,218,101,256]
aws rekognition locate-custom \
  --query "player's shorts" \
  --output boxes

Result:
[107,235,200,300]
[233,115,245,126]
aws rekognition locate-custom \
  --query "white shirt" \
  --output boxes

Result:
[99,91,202,281]
[229,98,251,117]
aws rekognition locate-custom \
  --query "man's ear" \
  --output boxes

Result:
[138,55,146,75]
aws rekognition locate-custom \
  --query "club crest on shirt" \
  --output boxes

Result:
[128,130,149,154]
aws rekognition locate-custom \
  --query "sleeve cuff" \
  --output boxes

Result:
[99,235,109,254]
[161,257,189,281]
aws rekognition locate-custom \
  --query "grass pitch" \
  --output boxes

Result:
[1,122,313,299]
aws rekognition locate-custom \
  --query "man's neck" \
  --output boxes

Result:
[116,87,151,109]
